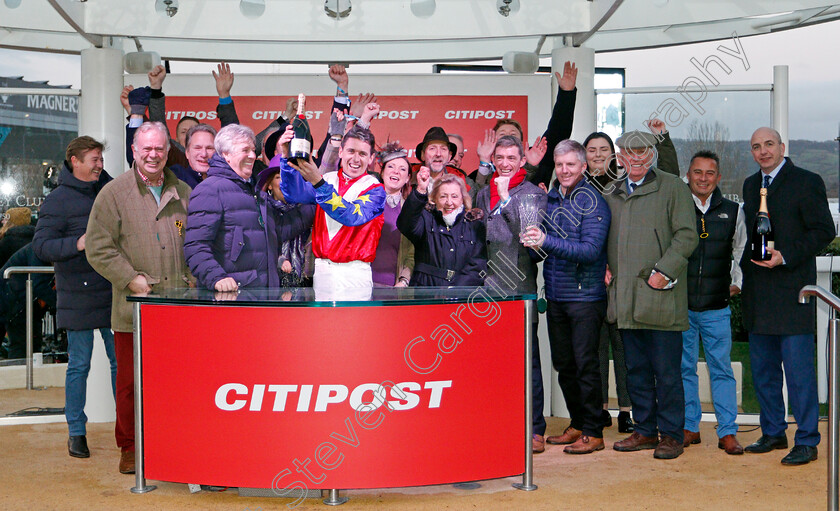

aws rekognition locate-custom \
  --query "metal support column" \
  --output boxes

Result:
[513,300,537,491]
[829,314,839,511]
[131,302,156,494]
[323,489,348,506]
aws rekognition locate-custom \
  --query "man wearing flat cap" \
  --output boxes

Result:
[604,130,698,460]
[413,127,476,195]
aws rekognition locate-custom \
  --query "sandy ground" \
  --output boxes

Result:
[0,415,828,511]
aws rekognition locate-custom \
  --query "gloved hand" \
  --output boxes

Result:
[127,86,151,116]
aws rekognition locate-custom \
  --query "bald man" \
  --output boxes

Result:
[740,127,834,465]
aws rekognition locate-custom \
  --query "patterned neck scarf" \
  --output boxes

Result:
[137,167,165,187]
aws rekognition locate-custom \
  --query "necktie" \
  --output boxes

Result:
[628,182,637,195]
[763,175,771,189]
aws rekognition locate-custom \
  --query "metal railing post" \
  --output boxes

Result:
[513,300,537,491]
[131,301,156,494]
[3,266,55,390]
[24,274,34,390]
[829,313,839,511]
[799,285,840,511]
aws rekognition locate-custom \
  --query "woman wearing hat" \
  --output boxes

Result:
[397,168,485,287]
[257,136,315,287]
[371,142,414,287]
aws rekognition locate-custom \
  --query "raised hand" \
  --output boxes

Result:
[646,118,667,135]
[120,85,135,114]
[476,129,497,163]
[212,62,235,98]
[148,65,166,90]
[555,61,578,92]
[524,136,548,167]
[359,102,380,127]
[284,97,299,120]
[349,93,376,119]
[328,64,349,92]
[495,175,511,202]
[416,166,431,193]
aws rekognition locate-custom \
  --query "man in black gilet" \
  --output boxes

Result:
[680,151,746,455]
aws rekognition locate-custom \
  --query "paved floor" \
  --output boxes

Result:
[0,415,827,510]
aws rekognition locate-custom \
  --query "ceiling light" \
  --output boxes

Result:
[155,0,178,18]
[410,0,435,18]
[325,0,351,20]
[4,0,23,8]
[497,0,519,17]
[240,0,265,18]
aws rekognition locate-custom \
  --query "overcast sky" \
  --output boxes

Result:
[1,20,838,140]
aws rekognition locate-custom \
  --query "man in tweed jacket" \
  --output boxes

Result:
[86,122,193,475]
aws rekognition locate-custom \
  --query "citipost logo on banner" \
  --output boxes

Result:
[164,95,528,170]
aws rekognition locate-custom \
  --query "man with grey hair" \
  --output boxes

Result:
[86,121,193,474]
[521,139,611,454]
[184,124,314,291]
[740,126,834,465]
[605,130,698,460]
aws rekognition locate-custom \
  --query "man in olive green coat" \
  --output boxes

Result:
[604,130,698,460]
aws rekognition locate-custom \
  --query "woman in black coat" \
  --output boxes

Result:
[397,172,486,287]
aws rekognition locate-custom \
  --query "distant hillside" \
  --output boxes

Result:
[671,138,839,201]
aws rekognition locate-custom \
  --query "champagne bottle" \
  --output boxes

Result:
[750,187,774,261]
[290,93,311,163]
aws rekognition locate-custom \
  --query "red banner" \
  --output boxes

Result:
[141,300,526,490]
[163,95,529,172]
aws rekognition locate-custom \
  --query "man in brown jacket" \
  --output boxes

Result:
[86,121,193,475]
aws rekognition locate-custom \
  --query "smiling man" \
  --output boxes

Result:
[740,127,835,465]
[86,121,193,475]
[521,140,611,454]
[280,125,385,291]
[604,129,698,460]
[32,136,115,461]
[475,135,548,453]
[680,150,747,455]
[413,127,474,195]
[184,124,314,292]
[169,124,217,188]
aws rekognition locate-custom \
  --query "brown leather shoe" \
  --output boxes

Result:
[613,431,659,451]
[119,450,135,474]
[654,435,684,459]
[546,426,582,445]
[683,429,701,447]
[564,435,605,454]
[532,434,545,454]
[718,434,744,455]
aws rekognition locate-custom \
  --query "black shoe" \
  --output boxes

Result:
[781,445,818,465]
[744,434,788,454]
[68,435,90,458]
[600,409,612,428]
[618,411,634,433]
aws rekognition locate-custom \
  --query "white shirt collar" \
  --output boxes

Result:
[761,158,786,185]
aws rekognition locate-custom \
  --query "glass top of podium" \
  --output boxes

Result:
[127,286,537,307]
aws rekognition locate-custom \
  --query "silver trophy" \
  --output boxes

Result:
[518,194,541,245]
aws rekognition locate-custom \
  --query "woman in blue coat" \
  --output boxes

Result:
[184,124,314,291]
[397,172,486,287]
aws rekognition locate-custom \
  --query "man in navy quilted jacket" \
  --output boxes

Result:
[521,139,611,454]
[32,136,115,460]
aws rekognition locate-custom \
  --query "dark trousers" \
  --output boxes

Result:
[546,300,606,437]
[749,333,820,447]
[531,313,546,436]
[599,320,631,407]
[620,329,685,442]
[114,331,135,452]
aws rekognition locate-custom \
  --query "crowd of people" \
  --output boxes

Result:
[8,60,834,475]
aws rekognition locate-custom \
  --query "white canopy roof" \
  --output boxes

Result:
[1,0,838,63]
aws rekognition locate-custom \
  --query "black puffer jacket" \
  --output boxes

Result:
[32,163,113,330]
[397,189,486,287]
